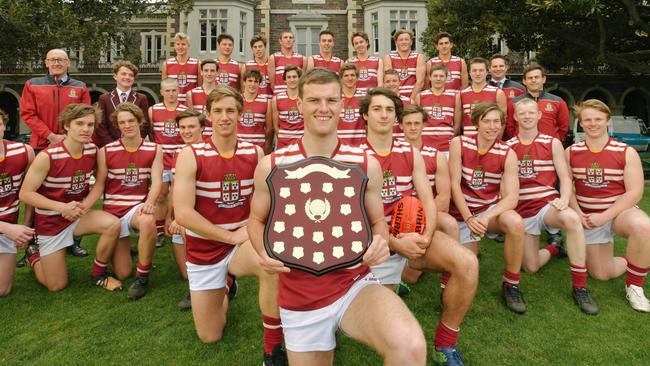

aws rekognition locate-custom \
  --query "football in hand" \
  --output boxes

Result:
[390,196,426,237]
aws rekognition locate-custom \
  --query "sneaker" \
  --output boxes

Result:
[67,237,88,257]
[155,235,165,248]
[395,281,411,297]
[502,284,526,314]
[263,345,288,366]
[226,274,238,301]
[572,287,598,315]
[626,285,650,313]
[433,347,465,366]
[16,253,27,268]
[493,234,505,243]
[127,276,149,300]
[547,232,566,257]
[178,293,192,311]
[92,273,123,291]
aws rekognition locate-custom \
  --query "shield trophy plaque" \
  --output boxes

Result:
[264,156,372,276]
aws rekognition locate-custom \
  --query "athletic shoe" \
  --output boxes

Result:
[502,284,526,314]
[16,253,27,268]
[130,245,138,257]
[493,234,505,243]
[155,235,165,248]
[67,237,88,257]
[433,347,465,366]
[572,287,598,315]
[626,285,650,313]
[92,273,123,291]
[127,276,149,300]
[548,232,566,257]
[178,293,192,311]
[263,345,288,366]
[396,281,411,297]
[226,274,238,301]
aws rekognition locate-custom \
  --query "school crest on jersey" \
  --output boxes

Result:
[177,73,188,87]
[218,173,243,208]
[0,173,13,197]
[470,101,481,115]
[68,89,77,98]
[429,104,443,120]
[241,110,256,127]
[342,106,357,123]
[122,163,141,187]
[264,156,371,276]
[359,67,369,81]
[518,154,536,178]
[399,68,409,81]
[163,119,178,137]
[288,107,301,124]
[446,73,452,82]
[259,77,268,88]
[469,166,487,190]
[381,169,401,204]
[218,72,231,85]
[68,170,86,194]
[509,90,515,98]
[586,162,606,188]
[545,104,554,112]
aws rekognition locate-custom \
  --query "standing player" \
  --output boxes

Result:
[19,104,122,292]
[272,65,303,150]
[174,86,286,364]
[240,69,273,153]
[449,102,527,314]
[0,109,38,296]
[338,63,367,146]
[148,79,188,243]
[162,33,201,104]
[248,68,427,366]
[346,31,383,91]
[268,31,306,96]
[383,29,425,99]
[567,99,650,313]
[186,59,219,138]
[455,58,507,137]
[383,69,411,139]
[98,103,163,300]
[413,64,461,156]
[306,30,342,74]
[507,99,598,315]
[215,33,242,91]
[426,32,467,94]
[361,88,478,365]
[242,34,273,99]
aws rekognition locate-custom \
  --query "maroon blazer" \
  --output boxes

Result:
[96,89,150,146]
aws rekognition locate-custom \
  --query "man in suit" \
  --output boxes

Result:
[96,60,150,147]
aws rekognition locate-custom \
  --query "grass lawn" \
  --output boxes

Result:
[2,191,650,365]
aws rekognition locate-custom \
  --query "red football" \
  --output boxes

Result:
[390,196,426,236]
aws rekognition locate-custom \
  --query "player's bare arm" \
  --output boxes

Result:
[361,155,390,267]
[264,101,274,154]
[411,147,437,237]
[460,59,469,90]
[267,56,276,89]
[453,93,463,135]
[80,148,106,212]
[376,59,384,87]
[550,138,572,210]
[411,54,426,99]
[483,149,519,223]
[141,145,163,215]
[434,151,451,212]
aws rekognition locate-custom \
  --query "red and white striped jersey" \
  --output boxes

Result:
[360,138,415,222]
[216,59,241,90]
[186,86,213,138]
[311,54,342,74]
[103,139,157,218]
[35,142,96,236]
[459,85,499,136]
[272,52,304,95]
[389,51,419,98]
[271,140,370,311]
[338,89,367,146]
[417,89,457,152]
[164,57,200,103]
[151,102,187,169]
[346,56,380,91]
[420,144,438,196]
[428,56,464,93]
[274,93,303,150]
[569,139,628,214]
[506,134,559,218]
[185,139,258,265]
[244,60,273,99]
[392,95,412,140]
[0,140,29,224]
[238,95,270,148]
[449,136,510,220]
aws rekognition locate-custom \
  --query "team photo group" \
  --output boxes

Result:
[1,27,649,366]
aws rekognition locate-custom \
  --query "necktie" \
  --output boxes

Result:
[121,92,127,103]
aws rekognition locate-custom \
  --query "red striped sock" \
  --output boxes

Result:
[225,274,234,295]
[28,252,40,267]
[434,321,459,350]
[136,263,152,278]
[503,271,520,287]
[262,315,283,355]
[440,272,450,289]
[155,220,165,236]
[91,259,108,278]
[570,263,588,288]
[543,244,560,257]
[626,262,648,287]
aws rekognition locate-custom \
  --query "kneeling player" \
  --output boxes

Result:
[249,69,427,366]
[20,104,122,292]
[0,108,37,296]
[96,103,163,299]
[568,99,650,312]
[507,98,597,314]
[174,87,286,364]
[449,102,527,314]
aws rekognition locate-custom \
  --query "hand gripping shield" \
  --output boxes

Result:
[264,156,372,276]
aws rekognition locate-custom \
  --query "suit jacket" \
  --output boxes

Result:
[96,89,150,146]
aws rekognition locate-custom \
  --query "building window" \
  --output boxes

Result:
[239,12,246,54]
[100,35,124,64]
[141,32,165,64]
[295,27,322,56]
[390,10,418,52]
[371,12,379,54]
[199,8,228,53]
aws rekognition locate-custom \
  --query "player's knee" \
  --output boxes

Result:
[629,219,650,240]
[139,214,157,234]
[113,267,132,281]
[0,283,12,297]
[46,280,68,292]
[502,212,524,235]
[104,216,121,235]
[523,261,540,274]
[396,331,426,364]
[588,267,612,281]
[197,329,223,344]
[560,209,581,228]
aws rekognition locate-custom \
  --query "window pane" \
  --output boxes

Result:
[372,12,378,22]
[200,9,207,18]
[220,20,227,34]
[210,23,217,51]
[410,11,417,20]
[241,11,246,21]
[210,9,218,18]
[401,10,407,20]
[220,9,227,18]
[390,10,396,20]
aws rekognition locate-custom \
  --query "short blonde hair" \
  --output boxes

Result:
[206,86,243,113]
[173,32,190,43]
[574,99,611,121]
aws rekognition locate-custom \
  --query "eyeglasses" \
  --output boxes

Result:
[46,58,69,64]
